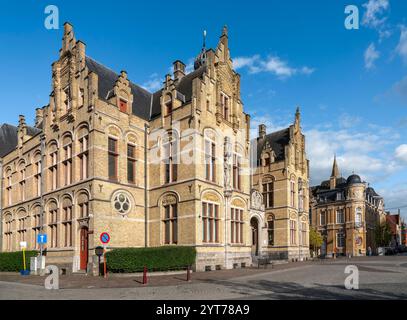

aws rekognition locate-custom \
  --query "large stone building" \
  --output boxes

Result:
[310,157,386,257]
[250,109,311,261]
[0,23,257,272]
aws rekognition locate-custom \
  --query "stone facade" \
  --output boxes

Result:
[250,110,311,261]
[310,158,386,257]
[0,23,257,272]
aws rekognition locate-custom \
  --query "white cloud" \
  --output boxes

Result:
[362,0,390,29]
[395,144,407,164]
[233,54,314,78]
[396,25,407,65]
[251,112,402,186]
[364,43,380,69]
[141,73,162,92]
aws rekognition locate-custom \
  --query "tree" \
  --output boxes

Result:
[374,222,392,247]
[309,227,324,257]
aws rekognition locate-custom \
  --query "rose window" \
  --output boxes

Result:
[113,193,131,215]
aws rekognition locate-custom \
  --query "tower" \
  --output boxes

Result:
[330,155,340,189]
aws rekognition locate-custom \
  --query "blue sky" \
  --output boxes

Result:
[0,0,406,218]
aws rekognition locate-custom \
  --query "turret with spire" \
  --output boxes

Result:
[330,155,340,189]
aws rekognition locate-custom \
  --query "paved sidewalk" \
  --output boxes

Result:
[0,260,314,289]
[1,256,406,300]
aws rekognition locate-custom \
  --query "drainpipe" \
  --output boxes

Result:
[0,159,3,252]
[144,123,149,248]
[39,134,46,268]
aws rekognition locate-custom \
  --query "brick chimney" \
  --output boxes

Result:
[259,124,266,139]
[35,108,44,128]
[173,60,186,81]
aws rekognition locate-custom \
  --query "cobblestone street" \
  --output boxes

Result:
[1,256,406,300]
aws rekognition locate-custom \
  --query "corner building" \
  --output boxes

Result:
[0,24,254,272]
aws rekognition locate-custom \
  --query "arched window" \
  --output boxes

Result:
[78,126,89,180]
[163,131,178,184]
[17,210,28,244]
[32,205,42,249]
[220,92,230,121]
[290,177,296,208]
[33,152,42,197]
[231,206,244,244]
[201,191,221,244]
[48,142,58,191]
[232,145,243,191]
[262,177,274,208]
[162,195,178,244]
[204,131,216,182]
[108,136,118,181]
[62,197,73,247]
[48,201,58,248]
[62,134,73,186]
[77,193,89,219]
[267,216,275,246]
[4,214,13,252]
[5,168,12,206]
[17,162,26,202]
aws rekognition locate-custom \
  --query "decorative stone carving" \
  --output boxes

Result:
[162,194,177,206]
[112,191,132,216]
[251,190,264,211]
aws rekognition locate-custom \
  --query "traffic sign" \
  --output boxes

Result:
[100,232,110,244]
[20,241,27,249]
[37,234,47,245]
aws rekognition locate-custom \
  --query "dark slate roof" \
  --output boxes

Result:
[0,124,41,158]
[255,128,290,162]
[150,66,207,120]
[366,187,380,197]
[85,56,152,121]
[347,174,362,185]
[85,57,206,121]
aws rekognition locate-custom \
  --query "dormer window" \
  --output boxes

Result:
[119,98,128,113]
[264,155,271,167]
[165,102,173,116]
[221,93,229,121]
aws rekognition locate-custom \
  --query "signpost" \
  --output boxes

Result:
[100,232,110,278]
[95,246,104,276]
[37,234,47,274]
[20,241,29,276]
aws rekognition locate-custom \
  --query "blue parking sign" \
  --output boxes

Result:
[37,234,47,245]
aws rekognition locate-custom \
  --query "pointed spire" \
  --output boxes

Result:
[203,30,207,49]
[194,29,208,70]
[222,25,228,37]
[295,106,301,127]
[331,154,340,178]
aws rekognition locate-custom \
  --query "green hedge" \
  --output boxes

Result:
[106,246,196,273]
[0,251,38,272]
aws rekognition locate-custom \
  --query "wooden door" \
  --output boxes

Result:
[80,228,88,270]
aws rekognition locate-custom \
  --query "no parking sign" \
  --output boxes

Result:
[100,232,110,244]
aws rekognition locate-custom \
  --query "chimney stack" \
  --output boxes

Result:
[259,124,266,139]
[173,60,186,81]
[35,108,44,128]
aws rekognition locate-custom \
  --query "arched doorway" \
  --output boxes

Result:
[250,218,259,256]
[80,227,89,271]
